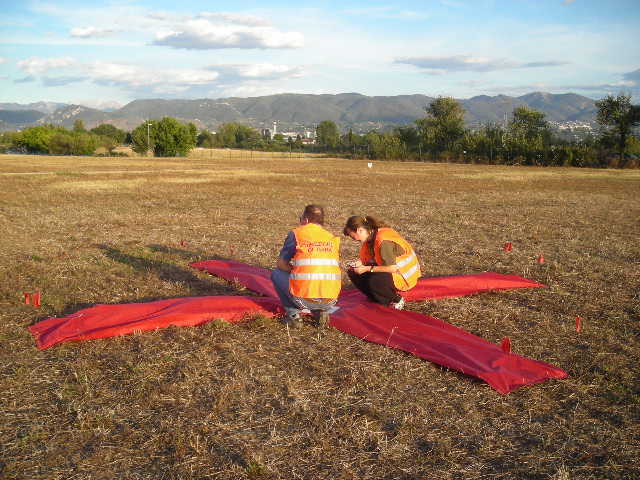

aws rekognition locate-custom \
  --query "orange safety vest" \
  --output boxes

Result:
[359,227,421,291]
[289,223,341,299]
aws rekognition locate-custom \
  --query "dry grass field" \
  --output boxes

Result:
[1,151,638,479]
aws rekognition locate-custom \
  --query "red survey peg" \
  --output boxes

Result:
[575,316,582,333]
[24,292,31,305]
[32,291,41,308]
[180,240,187,247]
[537,254,545,264]
[504,242,513,252]
[501,337,511,353]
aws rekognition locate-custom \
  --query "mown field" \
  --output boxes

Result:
[1,151,638,479]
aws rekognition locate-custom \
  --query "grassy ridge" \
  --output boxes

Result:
[1,153,638,479]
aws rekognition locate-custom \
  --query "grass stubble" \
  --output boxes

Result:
[0,152,638,479]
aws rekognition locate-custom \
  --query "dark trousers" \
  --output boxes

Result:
[347,270,402,305]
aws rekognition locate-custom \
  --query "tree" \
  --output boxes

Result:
[197,130,216,148]
[416,97,466,155]
[90,124,126,144]
[510,106,548,140]
[363,131,403,160]
[316,120,340,148]
[595,93,640,163]
[506,106,550,165]
[214,123,261,149]
[130,123,153,155]
[16,125,59,153]
[73,119,86,132]
[130,117,196,157]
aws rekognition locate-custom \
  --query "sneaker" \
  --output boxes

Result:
[312,310,330,328]
[390,297,405,310]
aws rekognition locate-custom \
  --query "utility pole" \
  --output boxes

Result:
[147,122,152,157]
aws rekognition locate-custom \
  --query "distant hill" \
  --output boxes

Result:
[0,101,68,114]
[0,92,598,132]
[0,109,46,125]
[42,105,113,127]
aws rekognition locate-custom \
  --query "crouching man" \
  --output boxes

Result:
[271,204,341,329]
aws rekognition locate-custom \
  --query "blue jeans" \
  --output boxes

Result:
[270,268,338,319]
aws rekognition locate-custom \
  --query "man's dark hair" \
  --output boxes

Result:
[302,204,325,225]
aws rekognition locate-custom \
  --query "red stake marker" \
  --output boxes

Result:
[575,316,582,333]
[32,292,41,308]
[537,254,545,264]
[501,337,511,353]
[24,292,31,305]
[180,240,187,247]
[504,242,513,252]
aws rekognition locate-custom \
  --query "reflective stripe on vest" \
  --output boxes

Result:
[403,263,419,279]
[396,253,417,269]
[290,272,342,281]
[291,258,340,267]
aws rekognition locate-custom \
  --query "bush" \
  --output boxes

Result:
[131,117,197,157]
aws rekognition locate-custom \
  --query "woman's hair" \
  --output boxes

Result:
[343,215,388,236]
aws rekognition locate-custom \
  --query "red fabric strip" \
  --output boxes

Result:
[28,259,567,394]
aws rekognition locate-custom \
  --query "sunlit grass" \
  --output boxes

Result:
[0,153,638,479]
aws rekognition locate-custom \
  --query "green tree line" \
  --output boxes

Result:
[1,94,638,166]
[315,94,639,168]
[0,120,129,156]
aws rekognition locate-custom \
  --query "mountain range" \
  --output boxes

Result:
[0,92,598,133]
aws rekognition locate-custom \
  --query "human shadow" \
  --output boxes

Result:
[28,246,257,326]
[146,243,209,262]
[97,244,243,297]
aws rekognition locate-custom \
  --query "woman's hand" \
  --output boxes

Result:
[345,260,362,269]
[352,265,370,275]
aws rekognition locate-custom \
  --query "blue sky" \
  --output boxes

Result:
[1,0,638,108]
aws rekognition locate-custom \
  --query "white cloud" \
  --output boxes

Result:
[214,82,293,98]
[207,63,305,80]
[17,56,76,74]
[0,57,7,65]
[152,18,304,50]
[85,61,219,93]
[70,26,117,38]
[9,49,308,97]
[395,55,569,74]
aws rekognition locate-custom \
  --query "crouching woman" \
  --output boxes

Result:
[343,215,420,309]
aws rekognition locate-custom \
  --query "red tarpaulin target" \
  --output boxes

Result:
[29,259,567,394]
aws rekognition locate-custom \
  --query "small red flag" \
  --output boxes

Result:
[24,292,31,305]
[575,316,582,333]
[504,242,513,252]
[32,291,41,308]
[501,337,511,353]
[537,254,545,264]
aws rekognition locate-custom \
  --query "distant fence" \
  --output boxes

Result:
[188,148,327,161]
